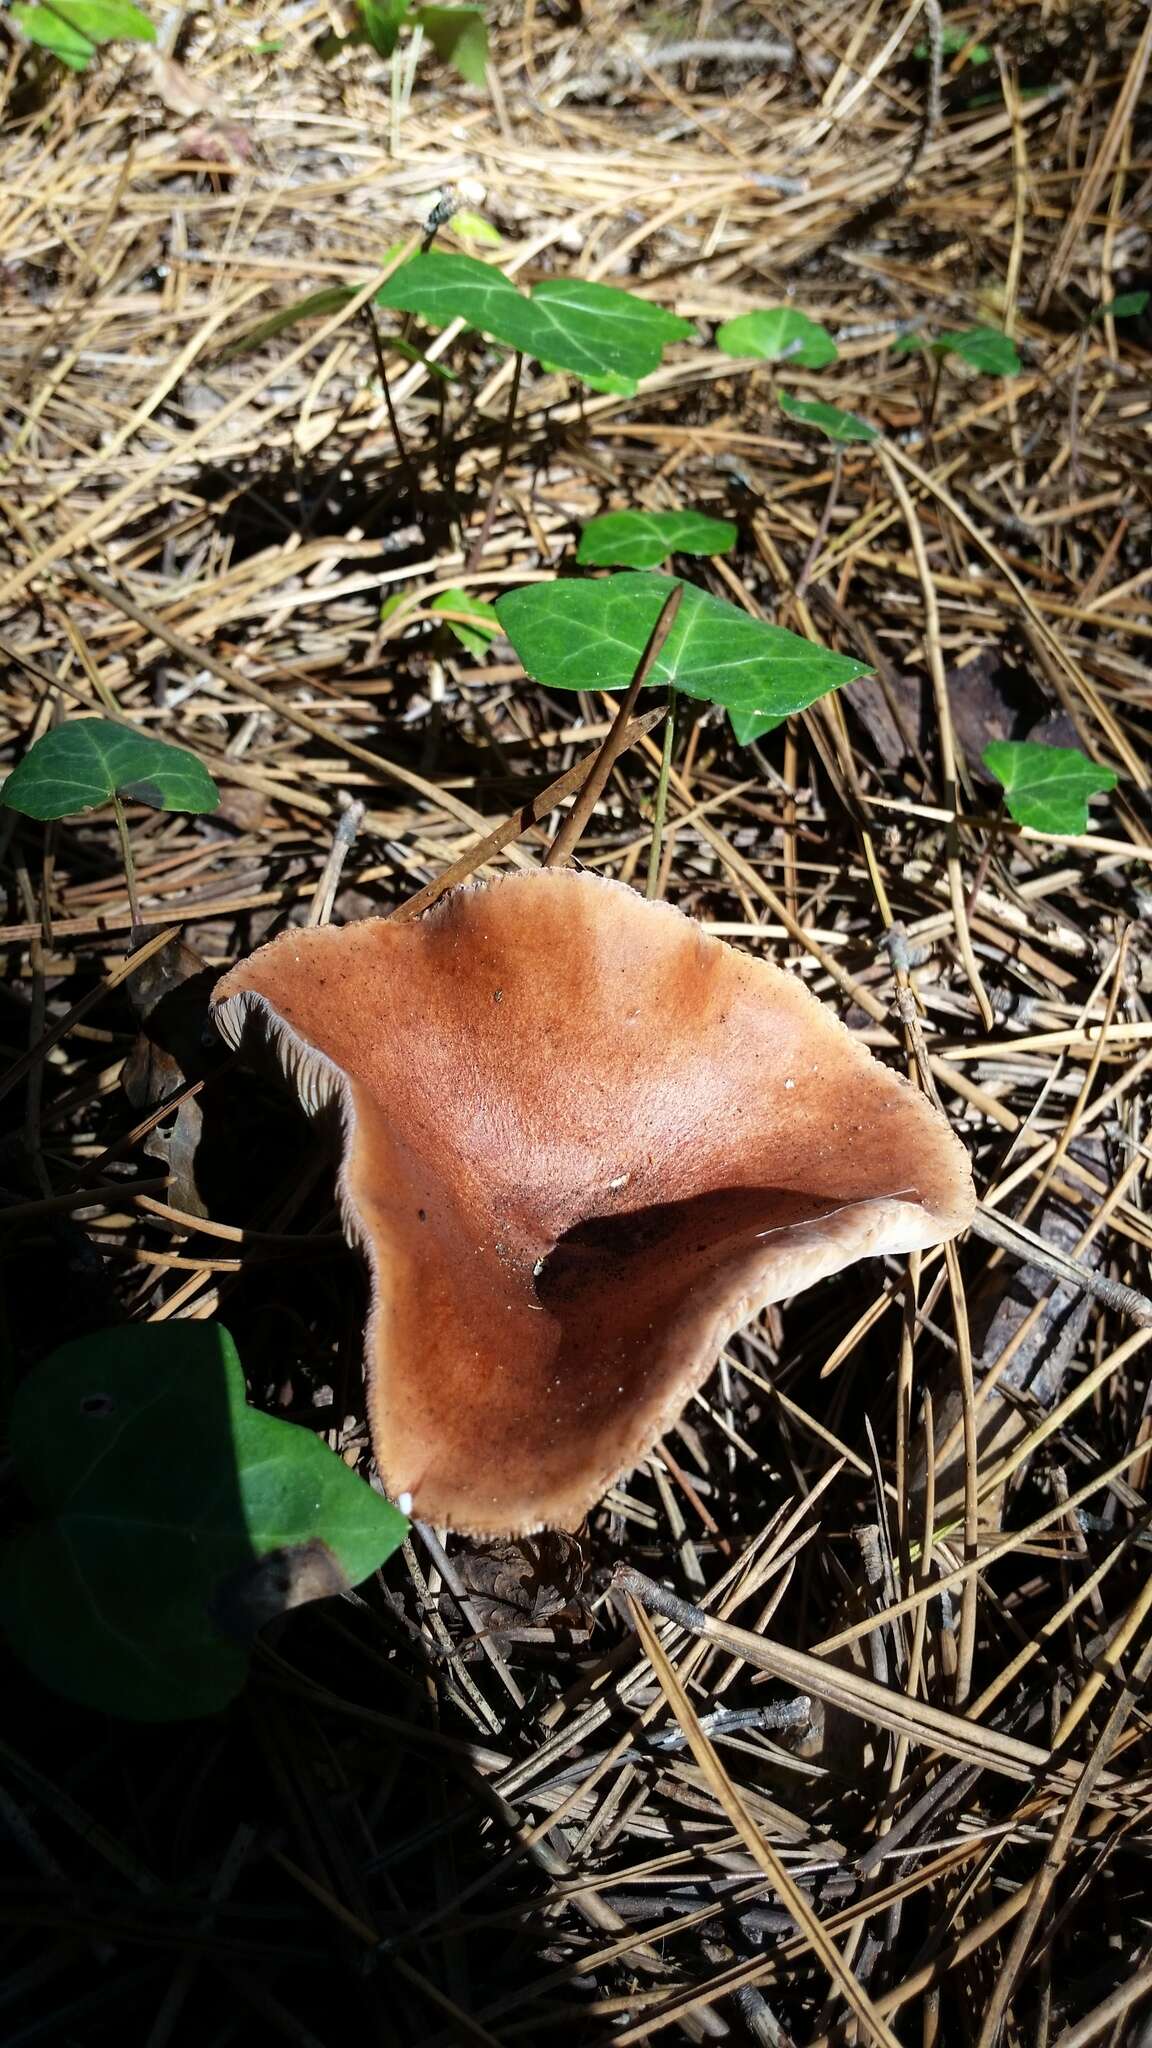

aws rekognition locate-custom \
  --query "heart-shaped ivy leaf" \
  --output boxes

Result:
[496,574,870,733]
[376,252,692,392]
[376,249,519,333]
[915,23,990,62]
[895,327,1020,376]
[777,392,879,443]
[0,1323,408,1720]
[576,509,737,569]
[982,740,1118,835]
[716,308,837,369]
[525,278,692,389]
[3,719,219,821]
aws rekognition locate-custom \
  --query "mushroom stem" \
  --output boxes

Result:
[545,582,683,869]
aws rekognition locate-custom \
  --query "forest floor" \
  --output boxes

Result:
[2,3,1152,2044]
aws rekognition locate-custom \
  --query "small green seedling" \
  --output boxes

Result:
[218,285,364,360]
[12,0,154,68]
[345,0,487,84]
[982,740,1118,836]
[380,587,499,654]
[778,392,879,443]
[415,4,487,83]
[576,509,737,570]
[3,716,219,931]
[218,276,457,376]
[1092,291,1149,322]
[915,23,991,64]
[496,572,870,745]
[375,250,694,394]
[715,308,837,369]
[0,1322,408,1719]
[430,588,500,654]
[893,326,1021,376]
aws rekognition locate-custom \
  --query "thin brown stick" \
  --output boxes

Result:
[390,707,665,922]
[544,584,683,869]
[629,1596,903,2048]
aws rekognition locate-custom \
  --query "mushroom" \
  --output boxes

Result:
[212,872,974,1537]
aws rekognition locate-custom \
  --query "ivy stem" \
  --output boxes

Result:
[112,793,142,940]
[465,350,523,572]
[923,351,944,443]
[361,303,421,508]
[645,688,677,899]
[965,795,1006,920]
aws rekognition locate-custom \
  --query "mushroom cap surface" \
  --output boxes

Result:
[212,871,974,1536]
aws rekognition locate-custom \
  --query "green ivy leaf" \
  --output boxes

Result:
[217,285,358,359]
[415,3,487,85]
[893,326,1020,375]
[0,1323,408,1719]
[777,392,879,443]
[13,0,155,65]
[356,0,411,55]
[215,272,455,376]
[1094,291,1150,321]
[934,326,1021,375]
[982,740,1118,835]
[376,252,692,392]
[376,248,523,334]
[576,509,737,569]
[526,278,693,391]
[431,588,500,654]
[496,573,870,730]
[3,719,219,821]
[715,308,838,369]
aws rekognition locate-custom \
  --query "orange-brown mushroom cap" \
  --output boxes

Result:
[212,872,974,1537]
